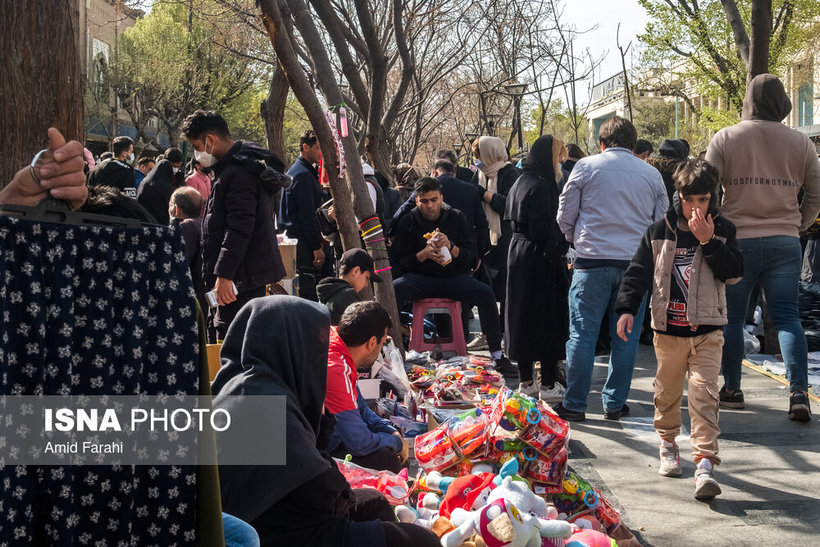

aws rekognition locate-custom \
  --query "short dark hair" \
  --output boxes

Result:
[414,176,441,195]
[137,157,155,168]
[394,163,420,188]
[434,159,455,174]
[181,109,231,140]
[80,186,156,222]
[634,139,653,155]
[435,149,458,165]
[170,186,203,218]
[673,159,718,196]
[112,136,134,157]
[566,143,585,160]
[599,116,637,150]
[299,130,318,149]
[337,301,393,347]
[165,147,183,164]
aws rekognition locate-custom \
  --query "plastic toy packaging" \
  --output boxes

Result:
[594,489,622,534]
[415,424,459,472]
[446,407,489,459]
[432,381,476,404]
[524,446,568,493]
[461,367,504,388]
[552,471,599,520]
[334,458,409,505]
[491,388,542,432]
[518,401,570,459]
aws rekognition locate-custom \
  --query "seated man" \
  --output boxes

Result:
[325,301,409,472]
[391,177,516,376]
[317,248,382,325]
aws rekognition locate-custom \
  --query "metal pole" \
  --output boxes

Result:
[516,97,524,152]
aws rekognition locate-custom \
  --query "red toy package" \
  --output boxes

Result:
[523,446,568,493]
[446,407,489,459]
[415,424,459,472]
[518,401,570,459]
[334,458,409,505]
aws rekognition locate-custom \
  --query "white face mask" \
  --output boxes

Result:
[194,137,217,168]
[128,152,135,164]
[172,167,180,174]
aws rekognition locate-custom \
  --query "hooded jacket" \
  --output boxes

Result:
[137,159,176,225]
[705,74,820,238]
[324,328,401,458]
[202,141,287,291]
[616,193,744,332]
[87,158,137,199]
[316,277,360,325]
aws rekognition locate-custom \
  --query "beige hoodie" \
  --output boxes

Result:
[706,74,820,239]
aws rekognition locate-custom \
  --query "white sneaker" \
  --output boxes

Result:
[466,333,489,351]
[694,460,721,500]
[659,440,682,477]
[518,381,539,398]
[539,383,565,403]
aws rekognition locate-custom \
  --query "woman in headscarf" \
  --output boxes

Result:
[472,136,521,325]
[211,296,439,547]
[504,135,569,403]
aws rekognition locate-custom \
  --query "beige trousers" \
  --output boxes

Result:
[653,330,723,465]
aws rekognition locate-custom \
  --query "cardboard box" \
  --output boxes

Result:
[359,378,382,400]
[279,243,297,279]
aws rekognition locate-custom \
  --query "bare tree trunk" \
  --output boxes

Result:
[261,64,289,163]
[749,0,772,81]
[2,0,83,185]
[259,0,405,350]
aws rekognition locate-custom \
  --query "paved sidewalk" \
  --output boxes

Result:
[565,344,819,546]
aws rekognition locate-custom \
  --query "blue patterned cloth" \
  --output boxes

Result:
[0,215,200,546]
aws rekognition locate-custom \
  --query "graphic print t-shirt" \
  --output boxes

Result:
[664,229,719,337]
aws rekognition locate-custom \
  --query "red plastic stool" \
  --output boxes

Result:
[409,298,468,356]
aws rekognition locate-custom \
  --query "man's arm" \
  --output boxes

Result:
[388,191,416,237]
[213,171,258,282]
[701,220,744,284]
[557,166,583,242]
[615,229,655,316]
[651,172,670,222]
[357,391,398,436]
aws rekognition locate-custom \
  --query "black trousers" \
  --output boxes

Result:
[348,489,439,547]
[210,286,267,342]
[296,240,334,302]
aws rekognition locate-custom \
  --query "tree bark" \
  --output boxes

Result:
[258,0,405,350]
[2,0,83,186]
[749,0,772,81]
[261,63,289,163]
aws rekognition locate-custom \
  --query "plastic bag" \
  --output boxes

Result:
[415,424,459,472]
[518,401,570,459]
[446,407,489,459]
[743,329,761,355]
[523,446,568,492]
[373,339,412,398]
[334,458,409,505]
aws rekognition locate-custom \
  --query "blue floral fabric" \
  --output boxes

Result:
[0,215,200,546]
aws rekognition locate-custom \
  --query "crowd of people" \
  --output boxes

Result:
[2,73,818,545]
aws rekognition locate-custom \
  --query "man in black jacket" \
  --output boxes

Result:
[392,177,516,376]
[136,148,183,225]
[436,149,475,183]
[182,109,287,341]
[87,136,137,198]
[280,130,333,302]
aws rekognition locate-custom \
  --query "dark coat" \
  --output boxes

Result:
[472,164,521,297]
[504,136,568,362]
[137,159,176,226]
[392,205,476,277]
[202,141,286,292]
[281,156,324,251]
[87,158,137,199]
[316,278,360,325]
[455,165,475,183]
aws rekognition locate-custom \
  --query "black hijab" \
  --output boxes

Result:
[742,74,792,122]
[211,295,332,523]
[521,135,557,185]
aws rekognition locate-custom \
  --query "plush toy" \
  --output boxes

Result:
[438,472,496,519]
[488,476,550,520]
[441,496,573,547]
[565,529,618,547]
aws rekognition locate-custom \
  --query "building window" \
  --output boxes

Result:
[798,84,813,127]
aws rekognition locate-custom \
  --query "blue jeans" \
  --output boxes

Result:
[223,512,260,547]
[563,267,646,413]
[721,236,808,393]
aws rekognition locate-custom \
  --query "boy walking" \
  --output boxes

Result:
[616,159,743,500]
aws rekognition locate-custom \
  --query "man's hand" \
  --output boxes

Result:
[312,248,325,267]
[394,431,409,464]
[1,128,87,210]
[327,205,337,221]
[430,230,451,250]
[616,313,634,342]
[416,244,441,263]
[214,276,237,306]
[689,208,715,244]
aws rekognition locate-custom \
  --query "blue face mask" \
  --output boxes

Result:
[474,160,484,169]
